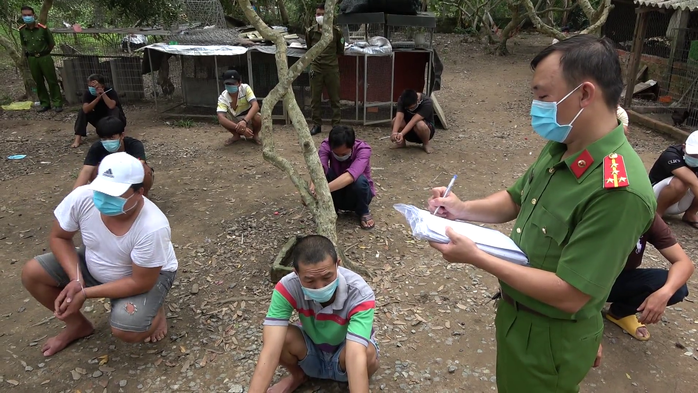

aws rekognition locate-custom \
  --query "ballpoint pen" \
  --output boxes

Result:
[433,175,457,216]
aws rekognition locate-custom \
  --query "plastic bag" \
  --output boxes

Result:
[340,0,422,16]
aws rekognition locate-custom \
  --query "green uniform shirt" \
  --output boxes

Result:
[503,125,656,320]
[305,24,344,71]
[19,23,54,55]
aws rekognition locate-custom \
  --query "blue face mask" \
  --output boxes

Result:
[88,86,98,96]
[92,191,136,216]
[530,84,584,143]
[101,139,121,153]
[332,151,352,162]
[684,155,698,168]
[226,85,239,94]
[22,16,35,24]
[301,277,338,303]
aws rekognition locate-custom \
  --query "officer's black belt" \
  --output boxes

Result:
[501,290,546,318]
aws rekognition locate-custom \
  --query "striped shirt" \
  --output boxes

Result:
[216,83,257,117]
[264,267,375,352]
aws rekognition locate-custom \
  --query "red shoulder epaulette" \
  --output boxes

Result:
[603,153,629,189]
[37,23,47,28]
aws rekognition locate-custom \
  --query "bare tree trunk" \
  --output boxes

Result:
[276,0,290,25]
[522,0,610,40]
[496,0,521,56]
[237,0,370,277]
[39,0,54,25]
[561,0,569,26]
[0,35,36,100]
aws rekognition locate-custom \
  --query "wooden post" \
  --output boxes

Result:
[624,8,650,109]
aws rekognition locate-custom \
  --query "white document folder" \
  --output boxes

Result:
[394,204,529,266]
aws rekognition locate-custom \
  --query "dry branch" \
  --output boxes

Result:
[238,0,370,277]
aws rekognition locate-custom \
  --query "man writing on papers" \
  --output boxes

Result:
[427,35,656,392]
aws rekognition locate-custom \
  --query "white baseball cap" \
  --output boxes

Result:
[90,152,145,196]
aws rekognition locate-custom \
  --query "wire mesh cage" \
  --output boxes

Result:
[180,0,227,27]
[337,13,387,44]
[51,31,162,105]
[386,13,435,50]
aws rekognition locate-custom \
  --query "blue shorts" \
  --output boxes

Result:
[297,327,379,382]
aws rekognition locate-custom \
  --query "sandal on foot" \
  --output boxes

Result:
[360,213,375,230]
[605,314,650,341]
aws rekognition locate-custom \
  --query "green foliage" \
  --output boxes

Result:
[174,119,196,128]
[104,0,182,26]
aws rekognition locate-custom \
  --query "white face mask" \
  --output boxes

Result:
[316,15,324,25]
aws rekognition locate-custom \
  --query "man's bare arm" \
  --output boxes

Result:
[49,220,81,281]
[101,92,117,109]
[82,95,102,113]
[671,166,698,196]
[217,113,241,133]
[658,244,695,295]
[400,113,423,135]
[429,189,521,224]
[248,326,288,393]
[392,112,405,134]
[73,166,96,189]
[85,264,161,299]
[328,172,354,192]
[345,340,370,393]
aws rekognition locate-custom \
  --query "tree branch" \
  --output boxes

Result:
[580,0,612,36]
[577,0,596,21]
[39,0,54,25]
[522,0,566,41]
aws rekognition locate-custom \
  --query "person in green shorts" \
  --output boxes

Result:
[427,35,657,392]
[19,6,63,113]
[248,235,379,393]
[306,3,344,136]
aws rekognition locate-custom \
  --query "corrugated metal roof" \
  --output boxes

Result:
[634,0,698,11]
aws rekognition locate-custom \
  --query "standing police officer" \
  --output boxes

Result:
[19,6,63,113]
[428,35,656,392]
[305,3,344,136]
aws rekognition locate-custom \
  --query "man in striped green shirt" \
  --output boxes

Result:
[248,235,379,393]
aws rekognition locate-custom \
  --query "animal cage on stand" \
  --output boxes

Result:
[143,44,291,120]
[629,27,698,129]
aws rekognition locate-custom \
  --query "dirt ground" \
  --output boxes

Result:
[1,33,697,393]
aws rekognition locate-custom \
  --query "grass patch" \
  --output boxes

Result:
[174,119,196,128]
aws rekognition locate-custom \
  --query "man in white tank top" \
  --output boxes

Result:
[21,152,179,357]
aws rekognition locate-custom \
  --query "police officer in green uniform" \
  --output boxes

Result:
[19,6,63,113]
[427,35,657,392]
[305,3,344,136]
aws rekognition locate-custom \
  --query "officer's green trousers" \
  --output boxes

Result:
[28,55,62,109]
[310,67,341,127]
[495,299,603,393]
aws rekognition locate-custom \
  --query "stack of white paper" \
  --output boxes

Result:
[394,204,529,266]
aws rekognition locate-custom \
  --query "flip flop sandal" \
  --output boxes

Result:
[360,213,375,230]
[605,314,650,341]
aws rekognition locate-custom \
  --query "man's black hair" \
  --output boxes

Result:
[88,73,106,85]
[292,235,338,270]
[328,125,355,149]
[316,3,325,10]
[531,34,622,109]
[400,89,419,107]
[131,183,144,192]
[96,116,126,139]
[21,6,34,13]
